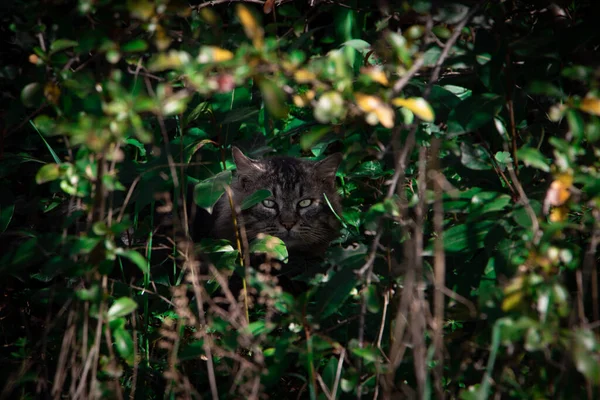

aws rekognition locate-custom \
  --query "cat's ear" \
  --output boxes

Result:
[315,153,342,183]
[232,147,265,175]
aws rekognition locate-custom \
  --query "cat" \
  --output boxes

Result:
[212,147,343,259]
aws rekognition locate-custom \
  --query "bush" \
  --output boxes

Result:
[1,0,600,398]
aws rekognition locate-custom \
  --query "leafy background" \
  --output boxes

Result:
[1,0,600,398]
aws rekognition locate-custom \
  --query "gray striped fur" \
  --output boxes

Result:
[212,147,342,255]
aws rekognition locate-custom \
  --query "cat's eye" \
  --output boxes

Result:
[262,199,276,208]
[298,199,312,208]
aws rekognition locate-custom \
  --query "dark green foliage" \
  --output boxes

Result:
[2,0,600,399]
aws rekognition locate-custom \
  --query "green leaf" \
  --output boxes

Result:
[341,39,371,52]
[194,170,232,211]
[443,220,497,252]
[350,342,379,364]
[21,83,42,108]
[460,142,492,171]
[107,297,138,321]
[447,94,503,135]
[494,151,512,164]
[35,163,61,184]
[30,120,61,163]
[566,109,585,141]
[76,285,100,301]
[300,125,330,151]
[0,189,15,233]
[113,327,135,364]
[469,192,511,217]
[517,147,550,172]
[315,266,359,319]
[258,78,289,119]
[49,39,78,54]
[115,249,149,275]
[322,356,339,391]
[365,284,380,313]
[121,39,148,53]
[572,329,600,385]
[350,160,387,178]
[241,189,271,210]
[249,235,288,262]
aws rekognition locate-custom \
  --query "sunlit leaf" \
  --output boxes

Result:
[502,275,525,312]
[113,327,135,364]
[580,95,600,116]
[197,46,234,63]
[36,163,61,184]
[147,50,191,72]
[572,329,600,385]
[544,174,572,213]
[121,39,148,53]
[314,91,345,123]
[49,39,78,54]
[250,234,288,262]
[360,66,388,86]
[355,93,394,128]
[392,97,434,122]
[517,147,550,172]
[237,4,263,48]
[293,69,316,83]
[494,151,512,164]
[115,248,149,275]
[107,297,138,321]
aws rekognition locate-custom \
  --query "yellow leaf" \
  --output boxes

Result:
[580,95,600,116]
[293,90,315,107]
[294,69,316,83]
[128,0,154,20]
[355,93,381,113]
[199,8,219,25]
[44,82,61,105]
[545,174,572,208]
[154,25,171,52]
[236,4,264,49]
[392,97,435,122]
[502,275,525,312]
[374,105,395,128]
[198,46,233,63]
[549,206,569,222]
[360,67,389,86]
[355,93,395,128]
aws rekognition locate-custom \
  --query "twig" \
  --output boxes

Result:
[195,0,288,9]
[431,138,446,399]
[392,56,426,95]
[330,349,345,400]
[188,256,220,399]
[505,152,541,244]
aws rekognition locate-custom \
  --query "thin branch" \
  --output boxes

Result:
[431,138,445,399]
[195,0,289,9]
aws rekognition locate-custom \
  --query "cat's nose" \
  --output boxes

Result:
[280,220,295,230]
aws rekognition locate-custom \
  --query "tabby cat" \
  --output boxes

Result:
[212,147,342,257]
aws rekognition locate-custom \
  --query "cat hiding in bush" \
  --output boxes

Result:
[212,147,343,258]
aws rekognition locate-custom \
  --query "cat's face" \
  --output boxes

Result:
[231,147,342,253]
